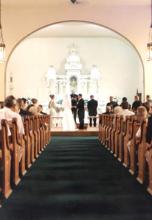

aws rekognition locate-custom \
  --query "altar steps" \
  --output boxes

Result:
[52,130,98,137]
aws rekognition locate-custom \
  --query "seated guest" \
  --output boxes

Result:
[106,96,118,110]
[103,106,112,114]
[0,95,24,135]
[136,106,148,121]
[121,102,135,120]
[143,95,152,112]
[28,98,39,115]
[120,97,130,107]
[38,105,47,115]
[19,98,32,116]
[136,106,148,141]
[146,106,152,146]
[113,106,123,115]
[132,95,142,113]
[16,98,31,117]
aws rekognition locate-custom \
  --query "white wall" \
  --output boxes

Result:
[6,36,143,105]
[0,2,150,100]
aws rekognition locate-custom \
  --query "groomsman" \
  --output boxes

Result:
[87,95,98,127]
[71,94,78,123]
[77,94,85,129]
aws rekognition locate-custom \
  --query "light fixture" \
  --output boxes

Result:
[47,65,56,80]
[90,65,100,79]
[0,0,5,62]
[71,0,77,4]
[147,0,152,61]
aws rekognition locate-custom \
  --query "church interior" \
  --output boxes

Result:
[0,0,152,219]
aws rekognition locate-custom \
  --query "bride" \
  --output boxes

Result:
[62,95,76,131]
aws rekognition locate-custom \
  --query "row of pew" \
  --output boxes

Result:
[99,114,152,195]
[0,114,50,203]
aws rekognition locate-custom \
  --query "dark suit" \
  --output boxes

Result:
[71,98,77,123]
[77,98,85,129]
[146,116,152,144]
[87,99,98,127]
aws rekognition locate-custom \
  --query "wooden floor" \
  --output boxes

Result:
[51,126,98,136]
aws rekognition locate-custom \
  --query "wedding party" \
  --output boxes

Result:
[48,93,98,130]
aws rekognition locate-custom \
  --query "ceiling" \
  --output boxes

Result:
[3,0,149,7]
[30,22,121,39]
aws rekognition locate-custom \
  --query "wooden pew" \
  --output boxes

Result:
[104,115,109,147]
[23,117,32,169]
[46,114,51,142]
[0,120,12,199]
[98,114,102,141]
[107,115,114,151]
[145,148,152,195]
[36,116,41,154]
[100,114,105,144]
[105,115,111,149]
[98,113,152,196]
[33,116,39,158]
[136,119,147,184]
[11,118,26,185]
[0,114,50,204]
[110,115,116,154]
[43,115,51,146]
[28,117,35,162]
[123,116,133,168]
[118,116,124,162]
[39,116,45,151]
[114,116,120,157]
[129,117,141,175]
[101,115,106,145]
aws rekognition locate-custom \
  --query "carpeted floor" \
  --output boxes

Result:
[0,137,152,220]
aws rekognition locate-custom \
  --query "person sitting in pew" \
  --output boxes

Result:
[18,98,32,117]
[136,106,148,142]
[146,110,152,148]
[27,98,39,115]
[121,102,135,120]
[132,95,142,113]
[143,95,152,112]
[38,105,47,115]
[114,106,123,115]
[0,95,24,136]
[103,106,112,114]
[106,96,118,111]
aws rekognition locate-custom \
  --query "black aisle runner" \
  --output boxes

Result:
[0,137,152,220]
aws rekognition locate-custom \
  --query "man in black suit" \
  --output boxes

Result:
[106,96,118,111]
[71,94,78,123]
[77,94,85,129]
[146,113,152,145]
[132,95,142,112]
[87,95,98,127]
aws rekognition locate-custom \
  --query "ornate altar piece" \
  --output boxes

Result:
[45,44,101,99]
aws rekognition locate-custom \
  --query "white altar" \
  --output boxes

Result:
[46,45,101,99]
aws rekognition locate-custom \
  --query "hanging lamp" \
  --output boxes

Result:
[147,0,152,61]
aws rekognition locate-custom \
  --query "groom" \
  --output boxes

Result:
[77,94,85,129]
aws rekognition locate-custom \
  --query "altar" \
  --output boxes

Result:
[46,45,101,99]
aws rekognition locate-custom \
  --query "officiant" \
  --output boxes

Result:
[87,95,98,127]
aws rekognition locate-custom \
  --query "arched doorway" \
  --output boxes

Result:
[5,21,144,112]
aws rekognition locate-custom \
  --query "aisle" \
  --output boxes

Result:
[0,137,152,220]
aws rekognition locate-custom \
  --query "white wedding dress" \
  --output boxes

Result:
[62,95,76,131]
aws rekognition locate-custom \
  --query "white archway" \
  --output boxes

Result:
[5,20,144,110]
